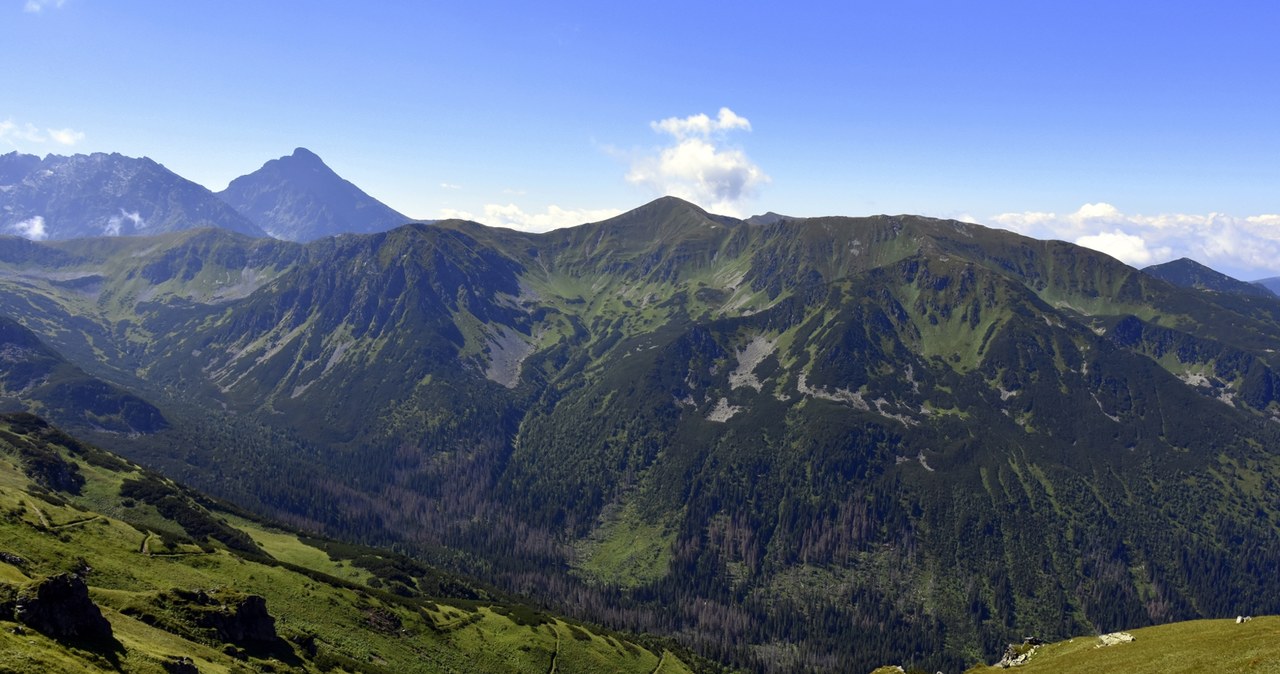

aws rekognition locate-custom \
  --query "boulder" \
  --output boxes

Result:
[179,590,278,646]
[1096,631,1135,647]
[14,573,113,642]
[161,655,199,674]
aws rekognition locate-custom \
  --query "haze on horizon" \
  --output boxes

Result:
[2,1,1278,280]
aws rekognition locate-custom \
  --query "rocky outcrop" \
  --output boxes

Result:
[1097,631,1135,647]
[13,574,113,642]
[995,638,1043,668]
[176,589,278,646]
[161,655,199,674]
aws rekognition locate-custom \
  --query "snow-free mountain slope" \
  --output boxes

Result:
[218,147,412,241]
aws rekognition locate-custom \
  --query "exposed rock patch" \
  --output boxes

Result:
[1096,631,1135,647]
[185,590,278,646]
[706,397,741,423]
[13,573,114,643]
[728,336,776,392]
[995,637,1044,668]
[483,327,534,389]
[796,373,869,410]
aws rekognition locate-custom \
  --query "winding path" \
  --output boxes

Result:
[648,650,669,674]
[547,624,561,674]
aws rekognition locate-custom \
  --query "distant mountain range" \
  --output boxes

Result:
[0,151,264,239]
[1255,276,1280,296]
[5,196,1280,671]
[1,148,414,243]
[4,147,1277,290]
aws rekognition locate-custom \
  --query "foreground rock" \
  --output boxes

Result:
[1096,631,1135,647]
[12,573,113,642]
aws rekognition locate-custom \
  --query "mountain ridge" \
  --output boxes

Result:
[3,196,1280,672]
[0,151,265,240]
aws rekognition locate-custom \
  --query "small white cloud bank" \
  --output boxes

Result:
[46,127,85,146]
[650,107,752,139]
[989,203,1280,279]
[4,215,48,240]
[0,118,85,147]
[439,204,623,233]
[105,209,144,236]
[627,107,769,217]
[24,0,66,12]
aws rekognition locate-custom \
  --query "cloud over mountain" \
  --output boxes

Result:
[627,107,768,217]
[0,119,85,147]
[990,203,1280,279]
[440,203,623,232]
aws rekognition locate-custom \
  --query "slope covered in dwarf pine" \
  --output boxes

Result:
[2,197,1280,672]
[0,316,167,433]
[0,413,698,673]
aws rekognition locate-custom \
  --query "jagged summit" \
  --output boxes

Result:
[0,152,265,240]
[218,147,411,242]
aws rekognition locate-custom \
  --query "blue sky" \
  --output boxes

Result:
[3,1,1279,278]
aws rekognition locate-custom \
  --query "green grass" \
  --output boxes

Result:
[574,500,677,589]
[0,416,696,674]
[963,617,1280,673]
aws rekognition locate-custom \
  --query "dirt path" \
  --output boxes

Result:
[51,515,103,529]
[547,623,561,674]
[648,650,669,674]
[26,501,51,529]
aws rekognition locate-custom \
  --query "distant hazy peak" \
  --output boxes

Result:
[219,148,409,242]
[1144,257,1275,298]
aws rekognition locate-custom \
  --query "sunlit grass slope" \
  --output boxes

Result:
[0,413,695,674]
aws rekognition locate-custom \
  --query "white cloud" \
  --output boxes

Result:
[627,107,769,217]
[438,204,622,233]
[1074,230,1169,267]
[105,209,143,236]
[439,182,461,190]
[0,120,45,144]
[0,118,84,147]
[46,127,85,146]
[987,203,1280,280]
[651,107,752,139]
[4,216,48,240]
[23,0,65,12]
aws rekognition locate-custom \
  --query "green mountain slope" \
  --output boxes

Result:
[1144,257,1276,299]
[3,198,1280,672]
[0,316,166,433]
[0,413,697,673]
[959,616,1280,673]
